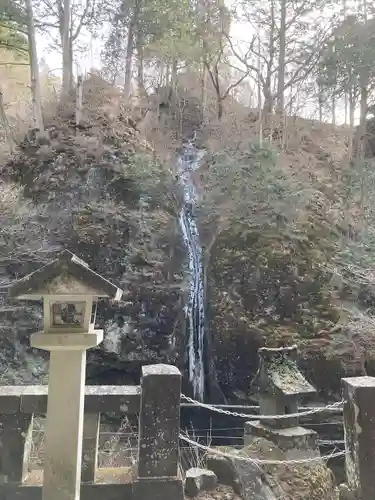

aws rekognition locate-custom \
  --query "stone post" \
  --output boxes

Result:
[0,413,33,484]
[133,364,184,500]
[81,413,100,483]
[342,376,375,500]
[31,332,102,500]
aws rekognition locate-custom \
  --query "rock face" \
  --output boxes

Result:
[206,439,336,500]
[0,75,188,384]
[199,142,375,402]
[206,452,276,500]
[185,468,218,497]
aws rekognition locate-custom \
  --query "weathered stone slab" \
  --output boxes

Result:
[232,456,276,500]
[343,376,375,500]
[133,477,184,500]
[137,364,181,478]
[17,385,140,414]
[185,468,217,497]
[1,483,133,500]
[206,451,276,500]
[0,387,36,414]
[244,421,319,459]
[205,455,238,489]
[82,413,100,483]
[20,386,48,414]
[0,414,33,484]
[84,386,140,414]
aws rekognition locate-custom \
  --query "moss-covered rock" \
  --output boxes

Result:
[200,143,375,400]
[206,439,336,500]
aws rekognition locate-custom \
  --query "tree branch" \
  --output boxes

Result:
[0,41,28,53]
[71,0,94,41]
[0,61,29,65]
[225,33,264,85]
[222,70,249,100]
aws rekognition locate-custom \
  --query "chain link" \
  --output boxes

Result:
[179,434,346,465]
[181,394,344,420]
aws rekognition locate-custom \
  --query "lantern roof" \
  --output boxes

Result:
[8,250,123,301]
[253,345,316,397]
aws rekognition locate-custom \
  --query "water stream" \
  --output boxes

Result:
[178,139,206,401]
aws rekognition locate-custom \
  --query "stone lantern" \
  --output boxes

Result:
[245,345,320,459]
[9,249,122,500]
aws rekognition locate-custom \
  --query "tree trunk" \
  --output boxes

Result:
[217,97,223,120]
[75,75,83,128]
[201,63,208,124]
[349,90,355,129]
[344,92,348,125]
[208,64,222,120]
[276,0,286,115]
[347,77,355,160]
[136,40,145,95]
[263,90,273,114]
[124,18,135,99]
[357,83,368,158]
[25,0,44,132]
[356,0,368,158]
[0,89,15,152]
[68,34,73,89]
[263,0,275,125]
[165,63,170,85]
[124,0,141,99]
[257,36,263,145]
[343,0,348,125]
[61,0,71,100]
[168,58,178,101]
[318,85,324,122]
[171,59,178,91]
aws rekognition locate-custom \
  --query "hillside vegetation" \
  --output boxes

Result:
[191,95,375,399]
[1,0,375,404]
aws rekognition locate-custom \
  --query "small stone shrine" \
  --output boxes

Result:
[244,345,320,459]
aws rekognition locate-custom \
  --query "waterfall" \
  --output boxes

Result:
[178,139,206,401]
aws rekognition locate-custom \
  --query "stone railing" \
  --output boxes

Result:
[0,364,183,500]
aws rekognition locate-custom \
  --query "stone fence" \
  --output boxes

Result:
[2,370,375,500]
[0,364,183,500]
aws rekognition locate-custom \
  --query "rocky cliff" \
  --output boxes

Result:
[0,76,188,384]
[197,114,375,402]
[2,75,375,406]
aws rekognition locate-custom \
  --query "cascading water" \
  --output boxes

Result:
[178,139,206,401]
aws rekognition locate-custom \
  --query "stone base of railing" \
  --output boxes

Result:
[133,477,184,500]
[0,483,133,500]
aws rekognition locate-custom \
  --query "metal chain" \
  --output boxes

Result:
[181,394,344,420]
[179,434,346,465]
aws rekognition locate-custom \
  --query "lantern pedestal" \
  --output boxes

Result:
[9,250,123,500]
[31,331,103,500]
[31,332,103,350]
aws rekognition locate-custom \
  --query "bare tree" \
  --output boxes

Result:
[204,49,250,120]
[202,5,251,119]
[61,0,71,99]
[25,0,44,132]
[123,6,137,98]
[276,0,286,115]
[34,0,98,99]
[234,0,333,120]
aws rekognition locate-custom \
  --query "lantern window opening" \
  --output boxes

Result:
[51,301,86,328]
[90,301,98,327]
